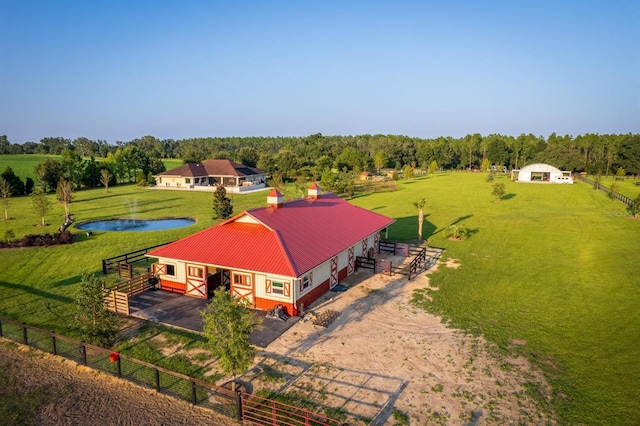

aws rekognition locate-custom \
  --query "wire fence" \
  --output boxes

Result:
[0,316,239,421]
[0,316,345,425]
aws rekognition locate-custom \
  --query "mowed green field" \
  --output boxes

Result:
[350,173,639,425]
[0,154,184,182]
[0,172,638,425]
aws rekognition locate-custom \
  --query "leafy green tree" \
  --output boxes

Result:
[481,158,491,172]
[412,198,426,241]
[403,165,413,180]
[486,171,495,182]
[492,182,506,200]
[25,177,34,195]
[1,166,25,196]
[428,160,438,174]
[34,158,65,191]
[629,194,640,218]
[316,155,333,172]
[136,170,147,186]
[31,188,51,226]
[236,146,259,168]
[0,177,11,220]
[202,288,262,390]
[616,167,625,178]
[146,172,156,186]
[213,185,233,220]
[74,271,120,347]
[609,183,618,201]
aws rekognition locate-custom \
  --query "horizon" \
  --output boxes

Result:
[1,0,638,144]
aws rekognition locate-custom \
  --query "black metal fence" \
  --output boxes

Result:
[102,242,173,274]
[0,316,239,420]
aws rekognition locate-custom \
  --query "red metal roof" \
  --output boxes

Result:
[148,193,394,277]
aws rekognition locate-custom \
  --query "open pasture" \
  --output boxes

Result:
[0,172,638,425]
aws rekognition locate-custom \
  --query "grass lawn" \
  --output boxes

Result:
[0,173,638,425]
[596,175,640,200]
[0,154,61,181]
[350,173,639,425]
[0,154,185,182]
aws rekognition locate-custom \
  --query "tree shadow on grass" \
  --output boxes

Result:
[0,280,74,304]
[431,214,474,236]
[501,193,516,201]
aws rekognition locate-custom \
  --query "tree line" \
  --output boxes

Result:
[2,132,639,186]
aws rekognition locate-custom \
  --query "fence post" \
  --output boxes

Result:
[236,390,243,422]
[155,368,161,391]
[22,324,28,345]
[80,344,87,365]
[51,334,57,355]
[0,319,3,337]
[102,259,107,275]
[191,381,197,405]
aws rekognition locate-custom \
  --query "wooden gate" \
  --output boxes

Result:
[241,393,343,426]
[330,256,338,288]
[347,246,355,275]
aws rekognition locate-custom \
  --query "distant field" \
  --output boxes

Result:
[0,172,637,425]
[0,155,185,181]
[0,154,60,181]
[595,175,640,200]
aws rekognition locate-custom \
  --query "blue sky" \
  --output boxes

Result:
[1,0,638,143]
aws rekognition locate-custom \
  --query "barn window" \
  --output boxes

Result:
[233,273,251,287]
[185,178,191,184]
[301,273,312,291]
[271,281,284,295]
[165,264,176,277]
[188,266,203,278]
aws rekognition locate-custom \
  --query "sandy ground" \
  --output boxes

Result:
[252,256,556,425]
[0,254,556,425]
[0,342,236,426]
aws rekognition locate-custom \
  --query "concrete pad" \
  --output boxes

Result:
[128,290,299,348]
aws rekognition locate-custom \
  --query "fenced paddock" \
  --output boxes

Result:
[358,241,441,280]
[103,272,157,315]
[0,317,343,425]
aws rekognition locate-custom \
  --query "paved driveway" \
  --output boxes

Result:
[128,290,299,347]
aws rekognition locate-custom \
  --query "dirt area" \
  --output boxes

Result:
[248,256,556,425]
[0,254,555,425]
[0,341,236,426]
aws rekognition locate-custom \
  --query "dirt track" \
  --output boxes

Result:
[0,342,235,426]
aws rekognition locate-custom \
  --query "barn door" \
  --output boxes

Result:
[186,265,207,298]
[373,232,380,256]
[347,246,355,275]
[330,256,338,288]
[231,272,254,307]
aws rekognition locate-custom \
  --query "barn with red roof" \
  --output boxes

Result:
[146,184,394,315]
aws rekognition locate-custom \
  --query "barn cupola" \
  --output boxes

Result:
[267,189,284,208]
[308,182,322,199]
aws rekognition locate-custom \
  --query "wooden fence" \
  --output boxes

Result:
[578,176,635,207]
[103,272,156,315]
[102,242,173,275]
[359,241,435,280]
[0,317,344,425]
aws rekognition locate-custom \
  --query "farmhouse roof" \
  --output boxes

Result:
[147,192,394,277]
[156,159,265,177]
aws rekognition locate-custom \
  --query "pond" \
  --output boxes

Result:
[76,218,195,232]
